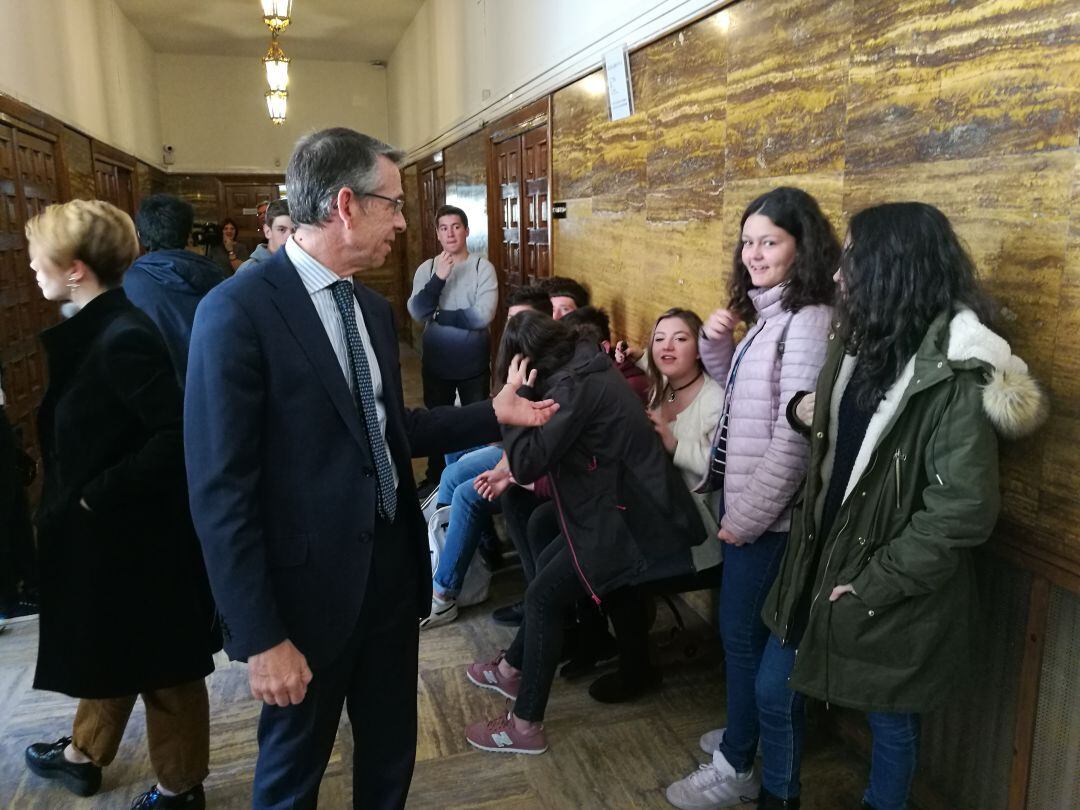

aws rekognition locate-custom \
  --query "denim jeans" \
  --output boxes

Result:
[433,445,503,596]
[755,634,805,799]
[717,530,788,774]
[755,634,920,807]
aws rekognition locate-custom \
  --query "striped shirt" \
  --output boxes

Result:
[284,237,398,489]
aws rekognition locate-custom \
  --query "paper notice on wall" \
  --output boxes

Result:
[604,45,634,121]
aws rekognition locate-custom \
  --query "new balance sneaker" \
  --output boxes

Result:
[665,750,760,809]
[465,711,547,755]
[466,652,521,699]
[419,592,458,630]
[699,727,725,755]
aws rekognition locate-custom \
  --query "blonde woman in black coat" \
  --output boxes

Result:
[22,200,218,810]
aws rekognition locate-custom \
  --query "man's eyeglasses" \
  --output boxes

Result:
[362,192,406,213]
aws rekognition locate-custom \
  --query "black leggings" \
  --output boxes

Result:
[504,541,654,721]
[504,540,584,721]
[499,489,558,583]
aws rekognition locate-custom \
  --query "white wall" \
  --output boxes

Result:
[0,0,163,165]
[387,0,726,158]
[156,54,390,174]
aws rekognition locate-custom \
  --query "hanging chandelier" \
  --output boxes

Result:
[259,2,294,125]
[261,0,292,33]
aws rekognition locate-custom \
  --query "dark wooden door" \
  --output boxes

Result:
[94,159,134,215]
[0,122,61,464]
[223,182,281,246]
[522,126,550,283]
[418,161,445,262]
[495,136,523,287]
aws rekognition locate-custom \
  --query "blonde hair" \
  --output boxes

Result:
[25,199,139,286]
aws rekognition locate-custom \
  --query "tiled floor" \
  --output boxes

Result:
[0,341,870,809]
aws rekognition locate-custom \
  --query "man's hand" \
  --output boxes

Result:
[475,468,512,501]
[249,639,313,707]
[829,584,856,602]
[493,354,559,427]
[434,251,455,280]
[702,308,739,341]
[718,527,746,547]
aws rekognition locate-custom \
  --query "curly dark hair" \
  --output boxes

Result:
[495,310,578,392]
[839,202,995,409]
[645,308,704,410]
[728,187,840,324]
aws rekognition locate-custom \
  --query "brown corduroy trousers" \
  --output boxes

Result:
[71,678,209,793]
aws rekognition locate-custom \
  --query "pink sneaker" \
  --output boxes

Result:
[465,710,548,755]
[466,652,521,699]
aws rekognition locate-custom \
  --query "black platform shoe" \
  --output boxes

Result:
[24,736,102,797]
[588,666,663,703]
[130,783,206,809]
[757,786,801,809]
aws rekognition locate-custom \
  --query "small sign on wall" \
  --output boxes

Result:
[552,201,568,219]
[604,45,634,121]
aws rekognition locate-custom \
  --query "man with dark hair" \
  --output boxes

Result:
[407,203,498,487]
[123,194,223,384]
[184,128,554,809]
[542,276,590,319]
[236,199,295,273]
[506,285,554,318]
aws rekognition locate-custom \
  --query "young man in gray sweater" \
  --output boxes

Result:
[407,204,498,486]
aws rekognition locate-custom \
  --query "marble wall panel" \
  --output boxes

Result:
[59,128,94,200]
[848,0,1080,170]
[550,0,1080,569]
[640,22,728,222]
[724,0,850,178]
[401,164,423,346]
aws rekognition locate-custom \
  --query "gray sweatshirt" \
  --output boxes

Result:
[407,253,498,380]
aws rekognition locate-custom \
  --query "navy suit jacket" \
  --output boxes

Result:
[184,248,499,668]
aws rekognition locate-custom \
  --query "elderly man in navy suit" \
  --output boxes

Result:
[184,128,555,809]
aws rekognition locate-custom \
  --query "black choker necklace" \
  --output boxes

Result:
[666,371,703,402]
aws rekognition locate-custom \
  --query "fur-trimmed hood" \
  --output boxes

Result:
[835,308,1046,503]
[946,309,1047,440]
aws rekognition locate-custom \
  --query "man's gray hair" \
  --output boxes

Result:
[286,128,404,225]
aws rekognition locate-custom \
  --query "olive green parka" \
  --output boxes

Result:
[762,309,1046,713]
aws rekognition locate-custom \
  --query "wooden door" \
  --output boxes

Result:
[93,160,134,215]
[0,122,61,464]
[522,126,550,283]
[418,161,445,262]
[223,182,281,247]
[495,137,523,287]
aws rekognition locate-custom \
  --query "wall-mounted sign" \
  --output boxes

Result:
[603,45,634,121]
[552,201,568,219]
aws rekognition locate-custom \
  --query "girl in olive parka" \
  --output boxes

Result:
[752,203,1046,810]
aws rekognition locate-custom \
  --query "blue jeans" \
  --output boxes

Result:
[433,445,503,596]
[755,634,920,807]
[717,530,788,775]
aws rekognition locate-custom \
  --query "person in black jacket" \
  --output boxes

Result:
[21,200,219,810]
[464,311,708,755]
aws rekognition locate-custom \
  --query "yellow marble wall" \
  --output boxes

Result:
[444,129,490,261]
[551,0,1080,568]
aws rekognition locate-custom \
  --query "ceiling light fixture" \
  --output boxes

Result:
[261,0,292,33]
[266,89,288,125]
[263,35,290,93]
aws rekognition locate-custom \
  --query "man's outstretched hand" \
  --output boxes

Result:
[493,354,559,427]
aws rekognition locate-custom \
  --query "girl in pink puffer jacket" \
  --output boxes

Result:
[667,187,840,810]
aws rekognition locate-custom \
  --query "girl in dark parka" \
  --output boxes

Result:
[753,203,1046,810]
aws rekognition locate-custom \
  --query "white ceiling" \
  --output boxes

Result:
[114,0,424,62]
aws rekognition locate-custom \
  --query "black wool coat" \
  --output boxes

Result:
[34,288,219,699]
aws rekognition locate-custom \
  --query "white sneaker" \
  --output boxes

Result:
[665,750,760,809]
[419,593,458,630]
[699,727,725,755]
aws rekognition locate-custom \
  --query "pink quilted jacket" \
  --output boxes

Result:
[698,283,832,542]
